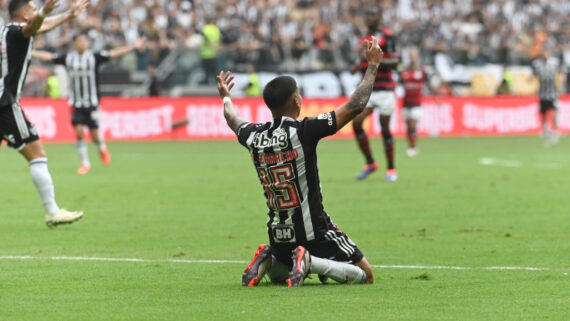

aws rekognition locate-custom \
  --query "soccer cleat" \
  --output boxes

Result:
[242,244,272,287]
[76,164,91,175]
[45,209,83,228]
[406,148,419,158]
[356,162,379,180]
[385,169,398,182]
[100,149,111,166]
[286,246,310,287]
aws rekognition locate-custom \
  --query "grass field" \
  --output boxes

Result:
[1,137,569,321]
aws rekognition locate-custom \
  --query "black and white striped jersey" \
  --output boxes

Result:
[237,112,338,244]
[0,23,34,107]
[52,50,110,108]
[531,58,559,101]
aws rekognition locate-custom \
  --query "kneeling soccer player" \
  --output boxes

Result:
[216,36,384,287]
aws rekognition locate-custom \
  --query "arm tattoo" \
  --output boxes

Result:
[347,64,378,112]
[223,100,243,134]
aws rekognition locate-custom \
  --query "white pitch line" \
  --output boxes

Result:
[0,256,566,272]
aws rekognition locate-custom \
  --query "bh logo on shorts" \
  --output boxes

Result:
[271,224,296,243]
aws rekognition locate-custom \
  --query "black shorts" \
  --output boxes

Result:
[71,107,100,129]
[540,100,558,114]
[269,226,364,267]
[0,104,40,150]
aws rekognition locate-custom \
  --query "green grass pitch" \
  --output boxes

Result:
[1,137,569,321]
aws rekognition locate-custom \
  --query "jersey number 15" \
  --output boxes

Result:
[257,164,301,210]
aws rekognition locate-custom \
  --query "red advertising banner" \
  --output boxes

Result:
[18,96,570,143]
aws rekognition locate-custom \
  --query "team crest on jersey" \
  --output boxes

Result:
[253,127,288,149]
[317,112,333,126]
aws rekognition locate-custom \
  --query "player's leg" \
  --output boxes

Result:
[293,228,371,286]
[353,107,378,180]
[90,128,111,165]
[74,123,91,174]
[5,107,83,227]
[549,101,560,144]
[88,108,111,165]
[539,100,549,140]
[378,92,397,181]
[404,106,421,157]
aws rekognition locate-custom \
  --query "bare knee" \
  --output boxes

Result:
[20,140,47,162]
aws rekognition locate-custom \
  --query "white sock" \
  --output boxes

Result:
[267,256,290,283]
[97,141,107,152]
[76,140,90,166]
[542,122,550,137]
[310,256,366,284]
[29,158,60,214]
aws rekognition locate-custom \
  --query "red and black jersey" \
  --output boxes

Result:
[236,112,338,244]
[400,67,426,107]
[359,27,399,91]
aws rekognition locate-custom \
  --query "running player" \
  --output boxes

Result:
[218,36,383,287]
[32,34,144,174]
[530,49,561,145]
[0,0,88,227]
[399,50,427,157]
[350,6,399,181]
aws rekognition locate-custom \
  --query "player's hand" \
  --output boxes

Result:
[42,0,60,15]
[69,0,89,18]
[217,71,235,99]
[364,36,383,66]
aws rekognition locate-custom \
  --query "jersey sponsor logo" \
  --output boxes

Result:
[271,223,296,243]
[253,127,288,149]
[317,112,333,126]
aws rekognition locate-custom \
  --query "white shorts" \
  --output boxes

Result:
[366,91,396,116]
[402,106,422,120]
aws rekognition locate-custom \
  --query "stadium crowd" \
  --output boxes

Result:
[1,0,568,86]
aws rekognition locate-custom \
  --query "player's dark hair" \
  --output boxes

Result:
[263,76,298,111]
[72,31,89,42]
[9,0,31,19]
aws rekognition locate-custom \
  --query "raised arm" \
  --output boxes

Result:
[217,71,248,134]
[36,0,89,35]
[32,50,56,62]
[108,37,145,59]
[21,0,59,38]
[334,37,383,130]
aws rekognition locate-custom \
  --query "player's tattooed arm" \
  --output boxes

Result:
[36,0,89,35]
[348,64,379,111]
[22,0,59,37]
[334,36,383,130]
[217,71,247,134]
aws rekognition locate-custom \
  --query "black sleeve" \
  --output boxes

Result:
[6,25,25,42]
[237,122,259,147]
[95,51,111,64]
[298,111,337,146]
[52,54,67,65]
